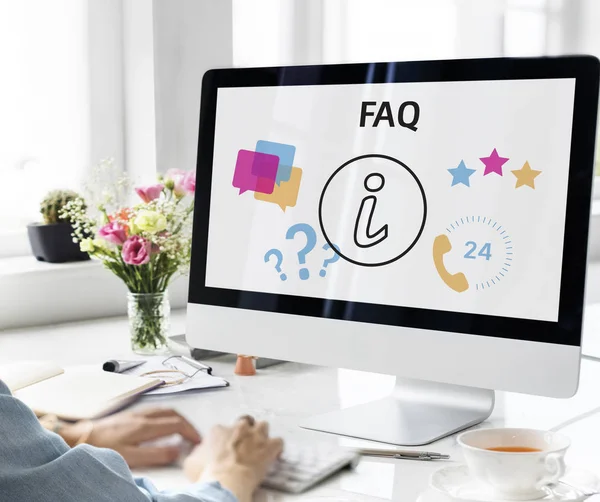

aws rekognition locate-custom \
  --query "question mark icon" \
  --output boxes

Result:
[320,243,340,277]
[285,223,317,280]
[264,249,287,281]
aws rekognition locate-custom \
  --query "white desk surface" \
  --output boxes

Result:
[1,311,600,502]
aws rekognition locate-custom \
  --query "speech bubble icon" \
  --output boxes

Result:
[254,167,302,211]
[256,140,296,186]
[232,150,278,195]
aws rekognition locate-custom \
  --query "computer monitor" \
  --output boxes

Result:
[187,57,599,446]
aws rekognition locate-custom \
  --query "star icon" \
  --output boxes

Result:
[511,161,541,189]
[448,160,476,187]
[480,148,509,176]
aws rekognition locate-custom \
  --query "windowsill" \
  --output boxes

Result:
[0,256,101,276]
[0,229,33,258]
[0,255,188,330]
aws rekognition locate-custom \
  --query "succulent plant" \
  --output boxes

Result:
[40,189,85,225]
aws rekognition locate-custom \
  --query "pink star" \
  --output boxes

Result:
[480,148,509,176]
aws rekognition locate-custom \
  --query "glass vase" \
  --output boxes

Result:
[127,291,170,355]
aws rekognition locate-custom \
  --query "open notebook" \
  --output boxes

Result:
[0,361,161,421]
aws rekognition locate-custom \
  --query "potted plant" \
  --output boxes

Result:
[27,190,90,263]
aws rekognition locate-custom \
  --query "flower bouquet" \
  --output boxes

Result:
[62,163,196,354]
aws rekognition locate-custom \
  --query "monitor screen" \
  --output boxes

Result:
[205,79,574,322]
[190,59,598,348]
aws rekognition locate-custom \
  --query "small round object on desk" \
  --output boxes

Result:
[235,355,256,376]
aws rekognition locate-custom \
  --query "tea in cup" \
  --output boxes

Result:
[457,428,570,500]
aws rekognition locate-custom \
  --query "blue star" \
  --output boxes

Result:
[448,160,476,187]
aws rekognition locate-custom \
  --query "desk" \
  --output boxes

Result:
[1,312,600,501]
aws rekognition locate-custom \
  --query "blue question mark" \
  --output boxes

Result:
[319,243,341,277]
[264,249,287,281]
[285,223,317,280]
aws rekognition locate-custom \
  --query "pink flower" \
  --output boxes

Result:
[121,236,151,265]
[164,168,195,197]
[135,184,164,203]
[164,169,185,186]
[98,222,128,245]
[181,171,196,194]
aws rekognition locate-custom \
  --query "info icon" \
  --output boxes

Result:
[318,154,427,267]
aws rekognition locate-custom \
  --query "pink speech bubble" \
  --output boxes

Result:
[232,150,278,195]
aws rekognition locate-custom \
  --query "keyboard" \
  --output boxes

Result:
[262,443,361,494]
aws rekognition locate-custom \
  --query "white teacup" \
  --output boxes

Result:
[457,428,570,500]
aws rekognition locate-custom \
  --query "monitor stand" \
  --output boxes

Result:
[301,377,495,446]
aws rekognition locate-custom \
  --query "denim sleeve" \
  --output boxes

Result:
[0,380,238,502]
[136,478,238,502]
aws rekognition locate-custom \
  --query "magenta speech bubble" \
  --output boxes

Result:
[232,150,279,195]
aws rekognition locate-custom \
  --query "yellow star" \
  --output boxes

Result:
[511,161,541,189]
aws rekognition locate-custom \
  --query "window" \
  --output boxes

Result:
[0,1,92,238]
[0,1,125,257]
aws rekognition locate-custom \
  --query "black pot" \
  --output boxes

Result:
[27,222,90,263]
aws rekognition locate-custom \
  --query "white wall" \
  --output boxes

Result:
[88,0,125,176]
[122,0,158,183]
[153,0,233,175]
[122,0,233,179]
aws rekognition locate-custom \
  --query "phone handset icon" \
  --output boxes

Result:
[433,234,469,293]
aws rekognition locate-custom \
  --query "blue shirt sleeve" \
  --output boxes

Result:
[0,380,238,502]
[136,478,238,502]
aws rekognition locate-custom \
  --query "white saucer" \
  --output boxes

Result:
[430,465,596,502]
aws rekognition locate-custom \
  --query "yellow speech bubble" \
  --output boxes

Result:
[254,167,302,211]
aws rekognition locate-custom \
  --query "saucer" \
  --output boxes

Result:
[430,465,590,502]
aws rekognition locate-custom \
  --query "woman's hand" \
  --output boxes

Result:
[64,408,201,468]
[183,416,283,502]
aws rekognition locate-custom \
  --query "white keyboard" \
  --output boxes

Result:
[262,443,360,494]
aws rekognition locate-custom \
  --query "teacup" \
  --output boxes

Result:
[457,428,570,500]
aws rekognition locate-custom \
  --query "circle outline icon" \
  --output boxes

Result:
[318,153,428,267]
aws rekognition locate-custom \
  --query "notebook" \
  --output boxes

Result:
[121,356,229,395]
[0,361,162,421]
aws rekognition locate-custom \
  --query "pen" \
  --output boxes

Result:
[357,448,450,461]
[102,359,146,373]
[181,355,213,375]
